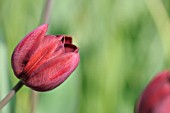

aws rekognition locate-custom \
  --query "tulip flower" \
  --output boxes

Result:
[135,71,170,113]
[11,24,80,91]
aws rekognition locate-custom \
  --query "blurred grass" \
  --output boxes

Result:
[0,0,170,113]
[0,31,10,113]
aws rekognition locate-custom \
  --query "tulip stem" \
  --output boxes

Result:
[0,81,23,110]
[41,0,52,24]
[31,91,39,113]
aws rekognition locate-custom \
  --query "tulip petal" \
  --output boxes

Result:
[22,35,64,77]
[12,24,48,77]
[56,35,64,40]
[64,44,79,53]
[62,35,72,44]
[154,96,170,113]
[24,52,80,91]
[136,71,170,113]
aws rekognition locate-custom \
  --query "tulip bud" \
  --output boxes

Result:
[11,24,80,91]
[135,71,170,113]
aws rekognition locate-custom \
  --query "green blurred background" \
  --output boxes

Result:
[0,0,170,113]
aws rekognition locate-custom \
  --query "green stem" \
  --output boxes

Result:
[41,0,52,24]
[0,81,23,110]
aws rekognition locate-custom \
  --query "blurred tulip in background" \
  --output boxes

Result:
[136,71,170,113]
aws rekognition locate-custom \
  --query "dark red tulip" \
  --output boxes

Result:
[11,24,80,91]
[135,71,170,113]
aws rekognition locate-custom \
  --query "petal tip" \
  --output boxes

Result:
[75,47,79,53]
[39,24,48,31]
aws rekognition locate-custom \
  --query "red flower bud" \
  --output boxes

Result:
[135,71,170,113]
[11,24,80,91]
